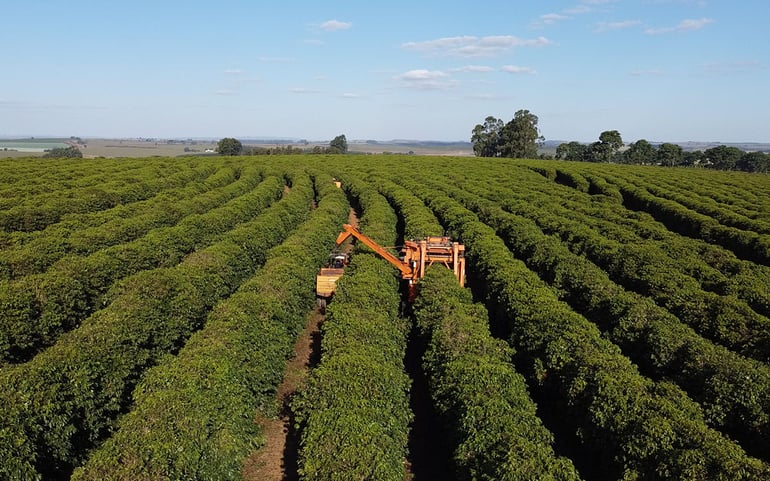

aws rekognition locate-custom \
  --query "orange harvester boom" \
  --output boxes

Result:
[334,224,465,288]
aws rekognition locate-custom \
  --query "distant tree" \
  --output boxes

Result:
[216,137,243,156]
[704,145,743,170]
[738,151,770,173]
[499,109,544,159]
[624,139,656,165]
[471,116,504,157]
[682,150,704,167]
[657,142,683,167]
[581,130,623,163]
[329,134,348,154]
[43,146,82,158]
[555,141,588,161]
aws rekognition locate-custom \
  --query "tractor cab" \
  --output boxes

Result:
[328,253,348,269]
[315,252,349,310]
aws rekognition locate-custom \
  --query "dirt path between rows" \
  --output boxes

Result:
[241,307,323,481]
[242,206,359,481]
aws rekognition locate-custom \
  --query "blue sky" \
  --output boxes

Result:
[1,0,768,143]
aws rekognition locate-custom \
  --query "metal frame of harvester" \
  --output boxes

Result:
[315,223,466,309]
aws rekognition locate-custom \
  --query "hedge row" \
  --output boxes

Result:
[0,159,208,233]
[6,160,221,239]
[0,169,315,480]
[619,169,770,234]
[372,177,445,239]
[294,176,411,481]
[464,174,770,364]
[0,157,159,206]
[71,170,349,480]
[605,171,770,265]
[401,177,770,480]
[452,185,770,461]
[339,175,399,248]
[414,267,583,480]
[0,162,251,279]
[613,165,767,212]
[484,166,770,323]
[0,174,285,364]
[294,254,410,481]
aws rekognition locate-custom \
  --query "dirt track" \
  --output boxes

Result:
[242,207,359,481]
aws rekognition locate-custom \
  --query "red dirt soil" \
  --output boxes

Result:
[241,207,359,481]
[241,308,323,481]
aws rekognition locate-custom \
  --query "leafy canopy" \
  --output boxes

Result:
[216,138,243,156]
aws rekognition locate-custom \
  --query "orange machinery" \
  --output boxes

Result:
[315,224,465,309]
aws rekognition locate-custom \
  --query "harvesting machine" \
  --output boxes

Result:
[315,223,465,309]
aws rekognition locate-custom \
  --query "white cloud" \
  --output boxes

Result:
[451,65,495,73]
[501,65,537,75]
[594,20,642,32]
[531,0,617,23]
[535,0,619,26]
[677,17,715,30]
[402,35,552,57]
[340,93,361,98]
[224,68,243,74]
[542,13,569,24]
[395,69,455,90]
[320,19,352,31]
[645,17,714,34]
[531,13,570,28]
[564,5,591,15]
[215,89,238,96]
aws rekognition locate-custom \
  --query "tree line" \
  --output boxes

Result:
[471,111,770,173]
[216,134,348,156]
[556,133,770,173]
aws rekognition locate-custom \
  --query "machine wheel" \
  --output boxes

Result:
[316,297,327,312]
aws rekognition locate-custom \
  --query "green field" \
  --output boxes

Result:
[1,154,770,480]
[0,138,69,153]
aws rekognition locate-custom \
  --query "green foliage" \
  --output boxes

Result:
[293,183,410,481]
[624,139,656,165]
[43,145,83,158]
[329,134,348,154]
[739,151,770,173]
[216,137,243,156]
[414,267,583,480]
[397,173,770,480]
[294,254,410,481]
[610,175,770,265]
[471,116,504,157]
[500,109,544,159]
[0,169,315,479]
[471,110,543,159]
[705,145,744,170]
[0,171,283,363]
[452,179,770,461]
[657,142,683,166]
[72,171,349,480]
[372,177,444,239]
[555,141,588,162]
[0,160,190,232]
[0,163,240,278]
[2,155,770,480]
